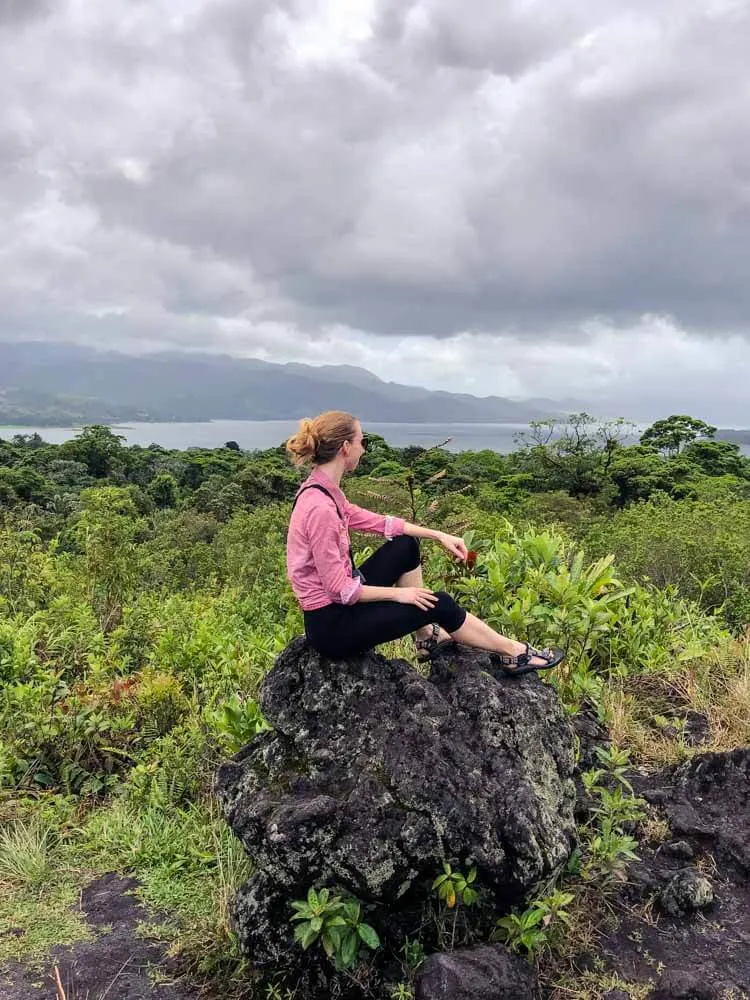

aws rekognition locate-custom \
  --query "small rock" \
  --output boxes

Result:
[662,840,694,860]
[658,868,714,917]
[683,711,710,747]
[603,990,633,1000]
[643,789,669,806]
[414,944,537,1000]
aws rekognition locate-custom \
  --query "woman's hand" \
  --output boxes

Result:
[436,532,469,562]
[394,587,439,611]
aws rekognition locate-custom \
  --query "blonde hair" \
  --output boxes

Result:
[285,411,358,468]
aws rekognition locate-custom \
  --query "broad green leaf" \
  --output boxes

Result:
[357,923,380,950]
[341,931,358,968]
[299,925,318,950]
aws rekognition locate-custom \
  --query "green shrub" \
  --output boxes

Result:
[23,596,105,679]
[290,888,380,971]
[1,674,135,795]
[585,495,750,631]
[205,695,271,755]
[134,670,190,740]
[124,719,209,809]
[0,620,36,684]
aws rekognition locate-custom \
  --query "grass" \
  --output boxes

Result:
[73,793,253,987]
[0,819,54,887]
[546,970,652,999]
[0,802,96,968]
[638,807,671,847]
[0,787,252,992]
[603,634,750,769]
[0,873,94,969]
[0,815,94,969]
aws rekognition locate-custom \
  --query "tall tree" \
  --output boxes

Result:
[640,415,716,457]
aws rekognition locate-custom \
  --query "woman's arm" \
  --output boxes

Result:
[305,501,363,605]
[346,500,469,563]
[402,522,469,561]
[345,501,404,540]
[356,583,438,610]
[402,522,441,542]
[354,521,468,608]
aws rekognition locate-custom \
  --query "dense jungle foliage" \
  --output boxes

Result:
[1,413,749,998]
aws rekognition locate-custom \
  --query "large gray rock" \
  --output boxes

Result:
[414,943,537,1000]
[216,638,576,973]
[660,750,750,873]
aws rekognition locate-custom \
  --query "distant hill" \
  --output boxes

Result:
[716,428,750,445]
[0,341,565,426]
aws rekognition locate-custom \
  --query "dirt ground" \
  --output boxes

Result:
[0,873,201,1000]
[594,842,750,997]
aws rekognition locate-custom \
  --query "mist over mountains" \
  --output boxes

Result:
[0,342,567,426]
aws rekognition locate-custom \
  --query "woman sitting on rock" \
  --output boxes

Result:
[285,410,564,675]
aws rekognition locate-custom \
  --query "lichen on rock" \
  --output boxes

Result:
[658,867,714,917]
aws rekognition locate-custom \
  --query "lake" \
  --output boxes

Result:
[0,420,539,454]
[3,420,749,456]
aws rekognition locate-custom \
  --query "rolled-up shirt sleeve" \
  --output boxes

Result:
[345,501,405,541]
[305,500,363,605]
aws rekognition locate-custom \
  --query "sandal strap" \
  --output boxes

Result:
[494,641,531,667]
[415,622,440,651]
[493,643,554,667]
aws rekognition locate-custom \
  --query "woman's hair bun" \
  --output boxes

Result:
[285,410,357,468]
[285,417,318,467]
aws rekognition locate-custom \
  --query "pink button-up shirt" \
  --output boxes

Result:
[286,467,406,610]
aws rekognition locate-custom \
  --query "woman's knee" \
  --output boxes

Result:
[391,534,420,571]
[433,591,467,633]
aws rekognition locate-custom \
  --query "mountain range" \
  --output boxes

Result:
[0,341,568,425]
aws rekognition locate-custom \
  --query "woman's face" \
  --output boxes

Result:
[344,421,367,471]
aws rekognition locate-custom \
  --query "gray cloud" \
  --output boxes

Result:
[0,0,51,27]
[1,0,750,421]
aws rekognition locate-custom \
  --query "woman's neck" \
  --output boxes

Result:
[314,460,345,488]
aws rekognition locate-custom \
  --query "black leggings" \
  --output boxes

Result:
[303,535,467,658]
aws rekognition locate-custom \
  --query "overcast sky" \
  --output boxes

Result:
[2,0,750,423]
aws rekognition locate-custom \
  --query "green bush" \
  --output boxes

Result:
[585,494,750,631]
[124,719,209,809]
[134,670,191,741]
[0,673,135,795]
[436,519,726,712]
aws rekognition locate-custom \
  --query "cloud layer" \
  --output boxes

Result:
[2,0,750,422]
